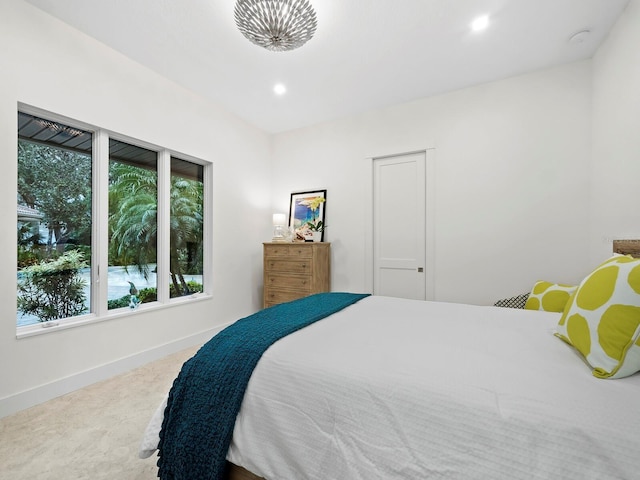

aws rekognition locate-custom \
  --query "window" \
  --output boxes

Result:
[17,112,93,327]
[108,140,158,309]
[16,107,209,332]
[170,157,204,298]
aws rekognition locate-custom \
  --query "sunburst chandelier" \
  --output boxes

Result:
[234,0,318,52]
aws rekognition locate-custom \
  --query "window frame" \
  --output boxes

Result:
[16,104,212,339]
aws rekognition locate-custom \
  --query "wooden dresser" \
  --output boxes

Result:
[263,242,331,308]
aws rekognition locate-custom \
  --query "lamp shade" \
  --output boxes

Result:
[273,213,287,226]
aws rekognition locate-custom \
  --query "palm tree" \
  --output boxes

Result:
[169,176,203,295]
[109,162,158,279]
[109,161,203,298]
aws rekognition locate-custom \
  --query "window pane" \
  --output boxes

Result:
[108,140,158,309]
[17,112,93,326]
[170,157,204,298]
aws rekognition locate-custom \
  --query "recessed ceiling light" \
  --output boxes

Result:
[274,83,287,95]
[470,15,489,32]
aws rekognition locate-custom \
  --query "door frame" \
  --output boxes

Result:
[364,147,436,300]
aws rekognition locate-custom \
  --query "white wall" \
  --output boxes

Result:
[272,62,593,304]
[0,0,272,416]
[590,0,640,264]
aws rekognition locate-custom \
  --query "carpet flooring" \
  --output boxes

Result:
[0,345,199,480]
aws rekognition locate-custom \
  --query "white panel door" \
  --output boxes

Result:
[373,152,426,300]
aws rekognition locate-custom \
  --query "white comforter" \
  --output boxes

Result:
[141,296,640,479]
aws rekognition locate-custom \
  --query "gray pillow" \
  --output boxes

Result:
[493,293,529,309]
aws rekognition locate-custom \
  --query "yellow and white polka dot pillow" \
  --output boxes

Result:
[525,281,576,312]
[555,255,640,379]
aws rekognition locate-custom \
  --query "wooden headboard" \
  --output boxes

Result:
[613,240,640,258]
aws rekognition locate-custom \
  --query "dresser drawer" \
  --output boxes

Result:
[264,288,307,307]
[263,242,330,309]
[265,244,313,259]
[265,273,312,292]
[265,259,311,274]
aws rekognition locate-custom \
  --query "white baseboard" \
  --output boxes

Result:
[0,326,223,419]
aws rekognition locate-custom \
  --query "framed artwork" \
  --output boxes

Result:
[289,190,327,242]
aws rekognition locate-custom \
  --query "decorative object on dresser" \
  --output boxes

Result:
[271,213,287,242]
[288,189,326,242]
[263,242,330,308]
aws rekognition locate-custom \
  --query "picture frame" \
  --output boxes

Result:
[289,190,327,242]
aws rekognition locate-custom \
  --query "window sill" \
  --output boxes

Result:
[16,292,211,339]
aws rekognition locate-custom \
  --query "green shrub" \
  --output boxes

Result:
[107,287,159,310]
[106,281,203,310]
[17,250,88,322]
[170,280,203,298]
[107,296,131,309]
[138,287,157,303]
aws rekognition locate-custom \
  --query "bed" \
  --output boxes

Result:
[140,285,640,480]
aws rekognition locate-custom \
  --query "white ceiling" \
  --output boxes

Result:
[24,0,629,134]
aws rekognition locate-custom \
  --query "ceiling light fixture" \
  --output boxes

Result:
[274,83,287,95]
[234,0,318,52]
[470,15,489,32]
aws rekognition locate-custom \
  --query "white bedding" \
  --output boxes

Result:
[141,296,640,479]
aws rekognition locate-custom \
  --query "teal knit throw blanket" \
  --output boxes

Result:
[157,292,370,480]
